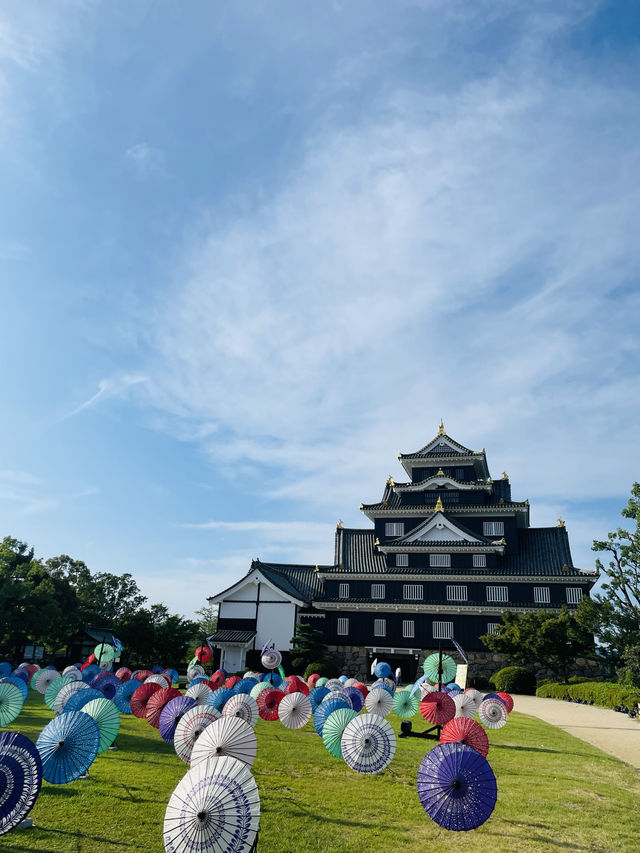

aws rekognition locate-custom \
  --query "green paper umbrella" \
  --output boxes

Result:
[393,689,420,719]
[322,708,358,758]
[422,653,456,684]
[80,697,120,753]
[316,677,329,688]
[94,643,116,663]
[0,681,24,726]
[250,682,271,701]
[44,675,75,711]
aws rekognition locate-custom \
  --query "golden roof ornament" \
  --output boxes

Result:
[436,468,445,477]
[437,419,446,436]
[337,519,343,528]
[359,502,364,509]
[502,471,508,480]
[434,496,444,512]
[562,563,569,572]
[498,498,505,506]
[386,474,395,486]
[557,518,565,528]
[314,564,319,573]
[374,537,380,546]
[382,500,388,507]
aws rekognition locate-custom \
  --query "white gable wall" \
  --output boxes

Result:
[257,602,297,651]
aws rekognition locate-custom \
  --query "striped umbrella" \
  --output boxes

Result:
[159,695,197,744]
[343,686,364,712]
[146,687,182,729]
[322,708,358,758]
[278,692,312,730]
[35,669,60,695]
[81,698,121,753]
[92,673,121,701]
[0,731,42,835]
[256,687,284,721]
[222,694,259,728]
[440,717,489,757]
[478,698,508,730]
[44,676,75,711]
[53,680,88,715]
[64,687,104,713]
[186,682,213,706]
[341,714,396,774]
[190,716,257,769]
[463,688,484,709]
[174,706,221,764]
[497,692,514,713]
[453,692,477,719]
[393,689,420,720]
[36,711,100,784]
[145,674,171,687]
[324,679,343,692]
[0,683,23,727]
[420,692,456,726]
[0,676,28,703]
[114,679,140,714]
[130,682,163,718]
[365,688,393,717]
[62,666,82,681]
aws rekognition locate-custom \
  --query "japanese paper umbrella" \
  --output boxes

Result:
[35,669,60,695]
[497,692,514,713]
[146,687,182,728]
[341,713,396,774]
[81,697,121,753]
[163,755,260,853]
[145,674,172,687]
[36,711,100,784]
[440,717,489,758]
[44,676,75,710]
[65,686,104,713]
[207,687,234,711]
[114,679,140,714]
[0,683,23,727]
[343,686,364,712]
[92,673,121,701]
[463,687,483,709]
[0,676,28,702]
[308,686,329,711]
[115,666,132,682]
[423,653,457,684]
[365,688,394,717]
[453,692,477,720]
[0,731,42,837]
[190,716,257,770]
[53,680,88,715]
[174,706,221,764]
[185,682,213,706]
[256,687,284,721]
[159,695,197,744]
[222,694,259,728]
[130,681,163,718]
[62,666,82,681]
[313,696,349,736]
[322,708,358,758]
[478,698,508,730]
[393,689,420,720]
[420,691,456,726]
[417,742,497,831]
[278,692,312,730]
[133,669,154,682]
[0,662,12,678]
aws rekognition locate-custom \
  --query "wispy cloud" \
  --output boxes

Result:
[125,143,166,178]
[63,374,149,419]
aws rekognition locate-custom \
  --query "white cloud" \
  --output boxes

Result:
[125,143,166,178]
[64,374,149,419]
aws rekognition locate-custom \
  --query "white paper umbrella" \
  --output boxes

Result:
[453,693,477,719]
[164,755,260,853]
[420,683,439,699]
[174,706,221,764]
[146,674,170,686]
[324,679,343,692]
[278,692,312,730]
[222,694,259,728]
[190,716,257,770]
[62,666,82,681]
[187,664,205,682]
[365,688,393,717]
[186,682,213,706]
[341,714,396,774]
[35,669,60,694]
[478,698,508,729]
[53,680,88,715]
[464,688,484,710]
[344,678,357,688]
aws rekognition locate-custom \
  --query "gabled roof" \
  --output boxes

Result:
[501,527,597,578]
[207,629,256,645]
[389,512,493,546]
[333,527,387,574]
[398,423,476,459]
[253,560,326,603]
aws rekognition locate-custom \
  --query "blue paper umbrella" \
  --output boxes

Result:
[159,695,197,744]
[36,711,100,784]
[313,696,349,736]
[114,680,139,714]
[308,686,330,711]
[206,687,233,712]
[0,731,42,836]
[0,676,28,702]
[417,742,497,831]
[233,677,257,695]
[0,662,12,678]
[343,686,364,712]
[164,668,179,686]
[92,673,121,701]
[152,665,164,674]
[64,687,104,713]
[81,664,101,684]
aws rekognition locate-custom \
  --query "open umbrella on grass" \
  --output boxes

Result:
[146,687,182,729]
[365,689,393,717]
[81,698,121,753]
[322,708,358,758]
[393,689,419,719]
[92,673,121,701]
[64,687,104,713]
[186,682,213,706]
[478,698,508,730]
[341,714,396,774]
[278,692,312,730]
[0,676,28,703]
[453,693,477,719]
[36,711,100,784]
[44,676,75,711]
[174,706,221,764]
[35,669,60,695]
[313,696,350,736]
[207,687,234,712]
[420,692,456,726]
[53,680,88,715]
[114,679,140,715]
[159,695,197,744]
[256,687,284,721]
[440,717,489,757]
[0,683,23,727]
[190,717,257,770]
[222,694,259,728]
[0,731,42,837]
[343,686,364,712]
[130,682,163,718]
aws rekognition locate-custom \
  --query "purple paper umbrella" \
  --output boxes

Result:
[417,742,497,831]
[159,695,197,744]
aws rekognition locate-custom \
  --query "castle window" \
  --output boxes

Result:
[337,618,349,636]
[534,586,550,604]
[483,521,504,536]
[374,619,386,637]
[385,522,404,537]
[473,554,486,568]
[433,620,453,639]
[486,585,508,602]
[566,587,583,605]
[371,584,385,600]
[487,623,501,635]
[395,554,408,567]
[403,620,415,639]
[338,583,349,599]
[446,585,467,602]
[403,584,423,601]
[429,554,451,568]
[455,468,465,480]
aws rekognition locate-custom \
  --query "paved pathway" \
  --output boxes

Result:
[513,694,640,770]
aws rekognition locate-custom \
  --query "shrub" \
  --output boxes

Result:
[536,680,640,710]
[568,675,591,684]
[490,666,536,695]
[303,660,340,680]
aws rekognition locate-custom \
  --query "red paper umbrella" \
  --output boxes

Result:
[352,681,368,699]
[209,670,226,689]
[420,691,456,726]
[440,717,489,758]
[195,645,212,663]
[497,692,514,713]
[130,682,163,718]
[306,674,320,689]
[134,669,154,682]
[225,676,241,689]
[115,667,132,682]
[284,678,309,696]
[256,687,284,721]
[146,687,182,728]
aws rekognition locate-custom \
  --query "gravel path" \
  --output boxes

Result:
[513,694,640,770]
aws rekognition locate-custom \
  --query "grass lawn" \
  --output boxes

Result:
[2,692,640,852]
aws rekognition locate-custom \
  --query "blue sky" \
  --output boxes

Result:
[1,1,639,619]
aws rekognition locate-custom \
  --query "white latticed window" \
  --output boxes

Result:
[483,521,504,536]
[486,586,508,602]
[429,554,451,567]
[446,585,467,602]
[395,553,409,567]
[371,584,385,600]
[433,620,453,639]
[487,623,501,635]
[338,583,349,599]
[402,620,415,639]
[337,618,349,636]
[374,619,386,637]
[385,522,405,536]
[403,584,423,600]
[472,554,486,568]
[566,587,583,604]
[534,587,550,604]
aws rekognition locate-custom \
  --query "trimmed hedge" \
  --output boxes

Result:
[536,680,640,710]
[303,660,340,680]
[490,666,536,695]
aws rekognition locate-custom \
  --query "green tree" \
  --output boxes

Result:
[289,622,328,672]
[194,604,218,637]
[120,604,198,669]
